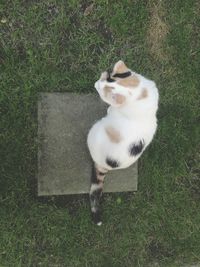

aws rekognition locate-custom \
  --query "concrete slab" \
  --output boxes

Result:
[38,93,138,196]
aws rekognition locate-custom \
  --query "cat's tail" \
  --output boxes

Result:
[89,163,107,226]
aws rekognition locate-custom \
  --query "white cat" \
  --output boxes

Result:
[87,60,159,225]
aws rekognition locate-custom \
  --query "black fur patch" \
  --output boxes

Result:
[90,187,102,224]
[91,210,101,224]
[129,140,145,156]
[90,187,102,200]
[106,157,119,168]
[113,71,132,78]
[91,163,98,183]
[91,162,107,184]
[106,72,115,82]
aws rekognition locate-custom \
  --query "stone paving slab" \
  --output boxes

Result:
[38,93,138,196]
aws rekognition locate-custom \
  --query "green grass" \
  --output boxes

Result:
[0,0,200,266]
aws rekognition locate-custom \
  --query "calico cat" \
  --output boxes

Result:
[87,60,159,225]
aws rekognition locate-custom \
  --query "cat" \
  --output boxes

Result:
[87,60,159,225]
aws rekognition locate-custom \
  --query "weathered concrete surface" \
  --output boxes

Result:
[38,93,138,196]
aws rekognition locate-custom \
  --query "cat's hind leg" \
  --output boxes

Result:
[89,162,107,226]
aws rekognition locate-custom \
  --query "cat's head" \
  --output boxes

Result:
[95,60,144,107]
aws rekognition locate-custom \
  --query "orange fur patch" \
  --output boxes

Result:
[104,86,114,97]
[137,88,148,100]
[113,60,129,74]
[105,126,122,143]
[96,173,105,182]
[95,164,108,173]
[115,94,126,105]
[117,75,140,88]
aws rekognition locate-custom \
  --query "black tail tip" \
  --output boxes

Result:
[92,211,102,226]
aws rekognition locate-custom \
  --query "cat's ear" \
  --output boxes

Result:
[113,60,129,74]
[103,85,126,107]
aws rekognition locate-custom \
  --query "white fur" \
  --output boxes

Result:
[87,62,159,171]
[90,183,102,193]
[91,206,97,213]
